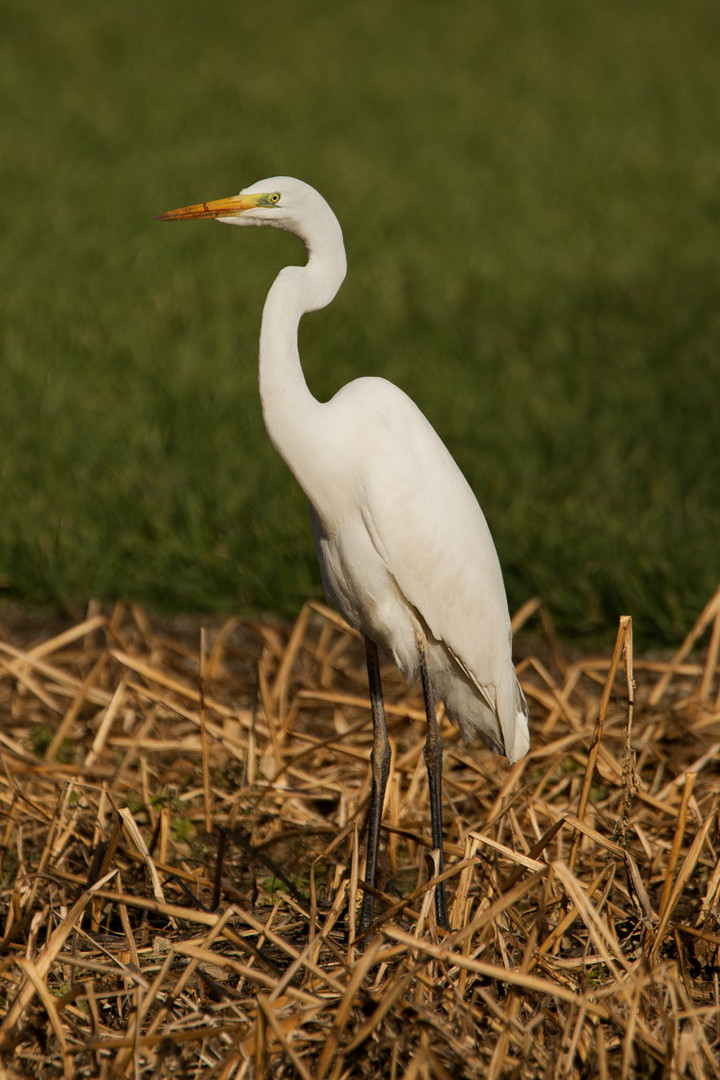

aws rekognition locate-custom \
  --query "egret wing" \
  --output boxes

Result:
[361,390,512,689]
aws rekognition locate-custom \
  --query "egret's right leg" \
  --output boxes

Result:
[416,632,449,929]
[358,636,391,933]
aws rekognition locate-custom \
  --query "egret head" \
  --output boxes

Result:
[158,175,346,291]
[157,176,325,232]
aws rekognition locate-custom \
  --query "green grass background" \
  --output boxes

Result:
[1,0,718,643]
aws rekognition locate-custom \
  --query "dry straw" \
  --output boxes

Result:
[0,588,719,1078]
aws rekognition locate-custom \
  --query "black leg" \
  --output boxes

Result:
[416,632,449,928]
[358,636,391,933]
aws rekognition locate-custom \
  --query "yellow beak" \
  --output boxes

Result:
[156,192,264,221]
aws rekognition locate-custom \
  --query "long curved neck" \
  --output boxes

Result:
[258,212,346,500]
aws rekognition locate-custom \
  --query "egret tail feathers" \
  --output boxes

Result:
[504,676,530,764]
[440,644,530,763]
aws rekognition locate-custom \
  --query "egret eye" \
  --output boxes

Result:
[269,192,281,204]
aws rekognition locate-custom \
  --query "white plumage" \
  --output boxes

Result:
[158,176,529,930]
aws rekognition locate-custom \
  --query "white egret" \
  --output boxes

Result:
[158,177,529,930]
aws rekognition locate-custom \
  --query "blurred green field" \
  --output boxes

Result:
[1,0,718,644]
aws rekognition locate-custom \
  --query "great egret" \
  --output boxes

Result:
[158,177,529,931]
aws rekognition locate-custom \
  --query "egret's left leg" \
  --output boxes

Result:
[416,632,449,928]
[358,636,391,933]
